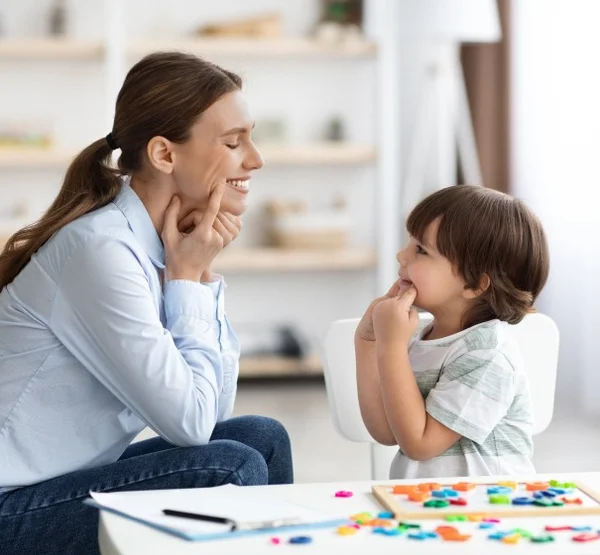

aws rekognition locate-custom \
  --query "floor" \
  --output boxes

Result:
[232,377,600,483]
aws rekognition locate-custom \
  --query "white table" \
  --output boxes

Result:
[99,472,600,554]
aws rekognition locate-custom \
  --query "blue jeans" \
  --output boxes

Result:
[0,415,293,555]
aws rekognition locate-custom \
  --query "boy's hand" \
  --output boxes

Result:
[356,279,402,341]
[372,285,420,345]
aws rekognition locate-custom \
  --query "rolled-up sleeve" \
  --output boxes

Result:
[50,234,226,446]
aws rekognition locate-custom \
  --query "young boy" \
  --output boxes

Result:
[356,185,549,478]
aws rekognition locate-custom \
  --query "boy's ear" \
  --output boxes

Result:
[463,273,490,299]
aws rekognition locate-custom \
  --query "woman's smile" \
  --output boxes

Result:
[226,177,250,193]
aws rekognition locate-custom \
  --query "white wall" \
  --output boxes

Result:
[511,0,600,413]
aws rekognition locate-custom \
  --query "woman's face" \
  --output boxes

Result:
[170,90,263,216]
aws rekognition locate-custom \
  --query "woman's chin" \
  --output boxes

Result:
[219,201,247,217]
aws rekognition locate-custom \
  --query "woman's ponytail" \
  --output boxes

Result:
[0,137,121,289]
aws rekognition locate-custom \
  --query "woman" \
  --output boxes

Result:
[0,52,293,555]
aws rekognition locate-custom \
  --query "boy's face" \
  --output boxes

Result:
[396,218,472,317]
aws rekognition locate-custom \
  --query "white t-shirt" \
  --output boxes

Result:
[389,319,535,479]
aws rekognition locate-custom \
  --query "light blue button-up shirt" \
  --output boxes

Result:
[0,180,240,491]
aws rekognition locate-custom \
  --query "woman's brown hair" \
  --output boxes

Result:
[407,185,549,328]
[0,52,242,290]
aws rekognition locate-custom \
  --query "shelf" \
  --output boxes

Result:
[214,247,376,272]
[129,37,377,59]
[0,143,376,168]
[0,39,104,60]
[239,354,322,378]
[0,37,375,61]
[0,239,376,271]
[0,148,75,169]
[0,236,375,274]
[260,143,376,165]
[0,234,11,248]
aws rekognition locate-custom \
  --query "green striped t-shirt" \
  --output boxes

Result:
[390,319,535,479]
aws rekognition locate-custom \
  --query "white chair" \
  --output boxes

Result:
[322,312,559,480]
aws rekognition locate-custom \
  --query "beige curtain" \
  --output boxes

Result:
[461,0,511,193]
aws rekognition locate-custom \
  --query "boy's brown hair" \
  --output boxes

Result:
[407,185,549,328]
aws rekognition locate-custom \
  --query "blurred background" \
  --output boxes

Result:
[1,0,598,481]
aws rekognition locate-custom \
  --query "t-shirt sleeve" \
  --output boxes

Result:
[425,349,516,444]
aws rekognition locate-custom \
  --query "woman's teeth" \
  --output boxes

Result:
[227,179,249,189]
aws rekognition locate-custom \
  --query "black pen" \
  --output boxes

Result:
[162,509,237,531]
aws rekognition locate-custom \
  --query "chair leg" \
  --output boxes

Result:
[370,443,399,480]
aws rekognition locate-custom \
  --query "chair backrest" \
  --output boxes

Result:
[508,313,559,434]
[322,312,559,444]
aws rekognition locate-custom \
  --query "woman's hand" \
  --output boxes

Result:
[356,279,403,341]
[162,182,225,282]
[179,211,242,249]
[372,285,420,346]
[213,212,242,248]
[200,212,241,281]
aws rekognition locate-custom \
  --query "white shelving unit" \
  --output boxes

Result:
[0,0,402,378]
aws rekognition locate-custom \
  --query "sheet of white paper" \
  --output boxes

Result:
[90,484,339,536]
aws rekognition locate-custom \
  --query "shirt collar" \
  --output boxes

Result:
[113,176,165,269]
